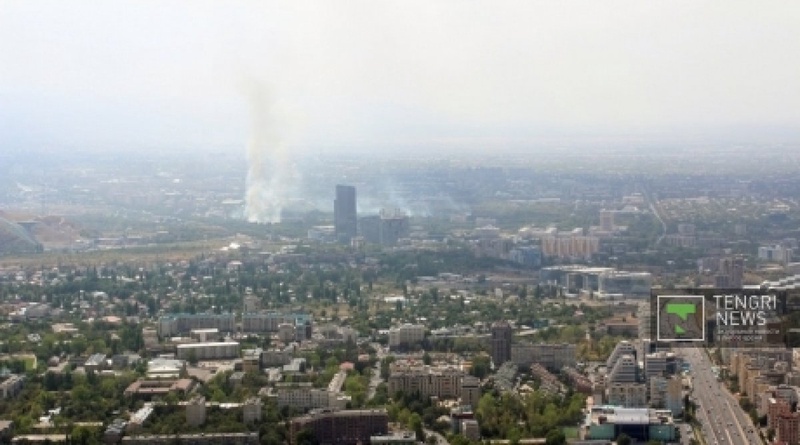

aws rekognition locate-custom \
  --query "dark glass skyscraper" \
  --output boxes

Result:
[491,320,512,366]
[334,184,357,244]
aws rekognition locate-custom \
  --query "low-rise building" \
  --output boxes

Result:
[531,363,564,395]
[84,353,107,373]
[370,432,417,445]
[242,349,262,373]
[146,357,186,379]
[120,433,258,444]
[462,419,480,441]
[124,379,194,400]
[0,420,13,442]
[0,375,25,399]
[584,406,677,442]
[564,367,594,394]
[127,406,154,433]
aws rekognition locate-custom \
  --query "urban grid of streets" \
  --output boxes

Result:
[682,348,761,445]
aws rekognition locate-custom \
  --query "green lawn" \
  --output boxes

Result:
[562,427,579,439]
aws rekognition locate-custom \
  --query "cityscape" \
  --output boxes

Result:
[2,2,800,445]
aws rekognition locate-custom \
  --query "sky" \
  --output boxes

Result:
[2,1,800,155]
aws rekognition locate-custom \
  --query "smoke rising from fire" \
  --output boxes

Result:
[243,82,287,223]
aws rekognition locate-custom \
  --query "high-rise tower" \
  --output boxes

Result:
[491,321,513,366]
[334,185,357,244]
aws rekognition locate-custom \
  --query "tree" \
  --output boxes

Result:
[616,433,631,445]
[545,429,566,445]
[410,413,424,441]
[470,355,491,379]
[296,428,319,445]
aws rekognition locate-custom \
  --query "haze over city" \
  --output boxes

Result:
[3,1,800,155]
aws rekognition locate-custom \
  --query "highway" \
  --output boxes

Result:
[681,348,761,445]
[642,185,667,247]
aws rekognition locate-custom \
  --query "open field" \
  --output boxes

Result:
[0,238,250,268]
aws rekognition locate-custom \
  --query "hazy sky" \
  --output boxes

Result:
[2,1,800,154]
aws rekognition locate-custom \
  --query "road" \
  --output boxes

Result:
[682,348,761,445]
[367,343,386,401]
[424,428,451,445]
[643,186,667,246]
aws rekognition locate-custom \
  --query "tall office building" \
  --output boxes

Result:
[600,210,615,231]
[334,185,357,244]
[716,256,744,288]
[491,321,513,366]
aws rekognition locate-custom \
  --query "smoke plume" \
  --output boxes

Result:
[243,82,287,223]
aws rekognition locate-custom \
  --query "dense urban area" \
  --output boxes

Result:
[0,148,799,445]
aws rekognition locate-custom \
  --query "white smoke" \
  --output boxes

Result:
[242,81,288,223]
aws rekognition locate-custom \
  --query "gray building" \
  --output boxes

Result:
[334,185,357,244]
[491,321,512,366]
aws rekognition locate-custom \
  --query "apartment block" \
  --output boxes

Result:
[157,314,235,338]
[242,397,262,424]
[0,375,26,399]
[649,376,683,416]
[388,364,464,400]
[608,355,639,384]
[176,342,240,361]
[388,324,425,349]
[768,398,793,429]
[186,396,206,427]
[511,343,576,369]
[608,382,647,408]
[289,409,388,445]
[273,383,350,411]
[778,412,800,445]
[460,376,481,410]
[242,312,313,334]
